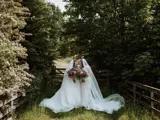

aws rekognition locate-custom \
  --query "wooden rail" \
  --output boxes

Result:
[126,81,160,114]
[0,89,33,120]
[56,68,66,75]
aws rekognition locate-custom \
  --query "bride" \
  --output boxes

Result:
[40,55,125,114]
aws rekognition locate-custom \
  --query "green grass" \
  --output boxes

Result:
[15,104,160,120]
[14,81,160,120]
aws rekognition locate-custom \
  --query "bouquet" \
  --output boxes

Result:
[67,67,88,82]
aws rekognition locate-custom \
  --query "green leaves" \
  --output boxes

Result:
[22,0,63,91]
[64,0,160,86]
[134,52,154,73]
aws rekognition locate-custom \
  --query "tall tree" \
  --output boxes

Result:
[23,0,63,91]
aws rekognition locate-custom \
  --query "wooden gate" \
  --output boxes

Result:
[126,81,160,114]
[56,68,65,75]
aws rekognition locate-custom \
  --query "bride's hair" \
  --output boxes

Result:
[73,54,83,60]
[73,54,78,59]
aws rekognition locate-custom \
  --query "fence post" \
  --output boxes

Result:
[10,92,14,111]
[10,92,14,120]
[150,91,154,115]
[133,84,136,106]
[106,73,110,92]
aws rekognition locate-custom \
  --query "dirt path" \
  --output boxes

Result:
[55,57,72,68]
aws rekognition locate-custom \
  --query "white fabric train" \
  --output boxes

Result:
[40,59,125,114]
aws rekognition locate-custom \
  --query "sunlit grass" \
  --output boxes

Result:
[15,104,160,120]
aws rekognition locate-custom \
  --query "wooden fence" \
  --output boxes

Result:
[126,81,160,114]
[54,68,66,84]
[0,89,33,120]
[56,68,66,75]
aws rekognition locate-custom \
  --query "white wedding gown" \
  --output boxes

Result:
[40,59,125,114]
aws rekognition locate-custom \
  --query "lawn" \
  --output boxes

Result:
[15,104,159,120]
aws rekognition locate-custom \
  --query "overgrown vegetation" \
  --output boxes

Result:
[22,0,63,91]
[0,0,33,94]
[64,0,160,87]
[0,0,64,94]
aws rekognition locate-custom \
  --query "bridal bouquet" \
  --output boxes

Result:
[67,67,88,82]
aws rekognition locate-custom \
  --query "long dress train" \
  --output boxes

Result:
[40,59,125,114]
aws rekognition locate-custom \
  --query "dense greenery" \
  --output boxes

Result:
[64,0,160,87]
[0,0,159,95]
[0,0,33,94]
[0,0,63,94]
[22,0,63,91]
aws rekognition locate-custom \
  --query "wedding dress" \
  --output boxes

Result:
[40,59,125,114]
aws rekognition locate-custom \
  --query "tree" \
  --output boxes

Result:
[0,0,33,94]
[64,0,160,87]
[23,0,63,91]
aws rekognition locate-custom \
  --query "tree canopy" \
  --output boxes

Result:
[0,0,160,95]
[64,0,160,86]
